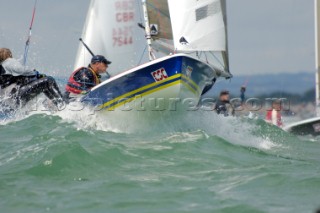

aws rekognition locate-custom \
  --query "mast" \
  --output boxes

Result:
[142,0,156,61]
[221,0,229,72]
[315,0,320,116]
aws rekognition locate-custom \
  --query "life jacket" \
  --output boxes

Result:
[65,67,100,94]
[266,109,283,127]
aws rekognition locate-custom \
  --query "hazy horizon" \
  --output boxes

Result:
[0,0,315,76]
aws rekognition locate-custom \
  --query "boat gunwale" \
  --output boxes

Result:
[91,53,231,92]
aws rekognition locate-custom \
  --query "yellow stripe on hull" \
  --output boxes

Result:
[98,80,200,112]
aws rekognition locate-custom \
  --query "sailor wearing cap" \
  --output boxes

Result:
[214,90,234,116]
[65,55,111,99]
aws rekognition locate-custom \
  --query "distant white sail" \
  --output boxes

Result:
[74,0,145,76]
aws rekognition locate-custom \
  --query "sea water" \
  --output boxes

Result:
[0,106,319,213]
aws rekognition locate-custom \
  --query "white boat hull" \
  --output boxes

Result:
[284,117,320,136]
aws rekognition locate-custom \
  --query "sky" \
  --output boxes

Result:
[0,0,315,77]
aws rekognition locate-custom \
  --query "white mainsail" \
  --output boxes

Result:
[74,0,145,76]
[145,0,229,72]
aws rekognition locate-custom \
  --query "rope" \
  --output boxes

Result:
[209,51,225,69]
[137,45,148,66]
[23,0,38,66]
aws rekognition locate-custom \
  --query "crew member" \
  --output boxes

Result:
[265,99,283,127]
[214,90,234,116]
[0,48,65,109]
[240,86,246,104]
[65,55,111,99]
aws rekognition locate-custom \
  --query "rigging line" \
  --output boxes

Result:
[204,52,209,63]
[209,51,225,69]
[137,45,148,66]
[23,0,38,66]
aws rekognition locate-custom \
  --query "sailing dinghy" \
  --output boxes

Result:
[77,0,232,113]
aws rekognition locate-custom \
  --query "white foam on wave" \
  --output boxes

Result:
[1,98,280,151]
[54,104,280,150]
[187,111,280,150]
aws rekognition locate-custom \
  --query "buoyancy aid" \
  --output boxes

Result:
[65,66,101,94]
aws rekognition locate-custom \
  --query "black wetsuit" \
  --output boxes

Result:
[214,100,234,116]
[0,64,64,108]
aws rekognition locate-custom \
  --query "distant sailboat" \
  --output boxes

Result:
[78,0,232,114]
[284,0,320,136]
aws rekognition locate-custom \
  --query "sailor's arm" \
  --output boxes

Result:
[73,68,96,89]
[1,58,37,76]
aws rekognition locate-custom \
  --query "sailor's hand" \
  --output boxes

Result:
[35,71,47,79]
[38,73,47,78]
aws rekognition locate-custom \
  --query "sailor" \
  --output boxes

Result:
[265,99,283,127]
[0,48,65,108]
[214,90,234,116]
[240,86,246,104]
[64,55,111,100]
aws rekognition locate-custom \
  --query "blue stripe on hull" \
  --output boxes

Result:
[82,55,216,110]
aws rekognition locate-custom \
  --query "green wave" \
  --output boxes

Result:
[0,113,319,213]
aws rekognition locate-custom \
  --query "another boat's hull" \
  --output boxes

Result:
[82,54,227,112]
[284,117,320,136]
